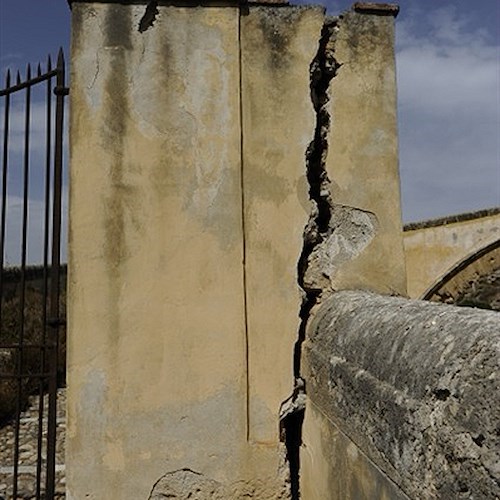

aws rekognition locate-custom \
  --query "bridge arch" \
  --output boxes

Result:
[422,239,500,307]
[403,208,500,298]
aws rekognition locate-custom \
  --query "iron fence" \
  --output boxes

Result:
[0,49,68,500]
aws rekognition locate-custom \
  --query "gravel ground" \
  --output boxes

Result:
[0,388,66,499]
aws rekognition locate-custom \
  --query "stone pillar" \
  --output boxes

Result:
[240,4,324,446]
[323,3,406,295]
[68,1,323,498]
[68,3,249,498]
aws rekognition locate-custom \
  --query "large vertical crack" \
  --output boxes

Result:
[295,17,340,376]
[279,17,341,499]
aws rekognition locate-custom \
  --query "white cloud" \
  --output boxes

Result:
[1,100,52,157]
[396,6,500,221]
[3,186,68,266]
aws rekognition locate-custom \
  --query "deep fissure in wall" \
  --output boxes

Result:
[138,1,159,33]
[280,16,341,499]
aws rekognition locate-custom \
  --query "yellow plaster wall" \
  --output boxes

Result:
[68,4,249,498]
[69,2,324,498]
[241,5,324,445]
[323,8,406,296]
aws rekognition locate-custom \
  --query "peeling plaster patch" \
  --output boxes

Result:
[302,205,378,292]
[138,1,159,33]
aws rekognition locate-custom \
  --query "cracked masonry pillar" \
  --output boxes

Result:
[299,4,408,499]
[68,0,326,498]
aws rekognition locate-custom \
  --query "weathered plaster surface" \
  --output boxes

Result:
[240,4,324,445]
[69,4,250,498]
[301,402,409,500]
[299,7,407,497]
[304,291,500,499]
[322,8,406,295]
[403,209,500,298]
[69,1,338,498]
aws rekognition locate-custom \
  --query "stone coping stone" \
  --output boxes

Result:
[304,290,500,499]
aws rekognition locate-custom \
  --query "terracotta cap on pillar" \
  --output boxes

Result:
[352,2,399,17]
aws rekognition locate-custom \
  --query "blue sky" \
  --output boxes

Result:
[0,0,499,262]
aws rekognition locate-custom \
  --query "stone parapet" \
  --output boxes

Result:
[302,291,500,499]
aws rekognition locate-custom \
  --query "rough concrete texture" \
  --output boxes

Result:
[404,209,500,298]
[302,204,378,294]
[304,290,500,499]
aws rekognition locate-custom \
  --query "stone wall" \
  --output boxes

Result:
[302,290,500,499]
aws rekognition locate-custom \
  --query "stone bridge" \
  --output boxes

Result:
[404,208,500,305]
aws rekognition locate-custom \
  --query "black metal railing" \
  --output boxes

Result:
[0,49,68,500]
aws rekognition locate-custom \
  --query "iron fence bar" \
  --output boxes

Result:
[0,69,58,97]
[0,52,66,500]
[13,63,33,500]
[0,343,55,349]
[0,70,11,335]
[36,54,54,500]
[45,48,67,499]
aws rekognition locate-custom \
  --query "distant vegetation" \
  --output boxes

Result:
[0,267,66,423]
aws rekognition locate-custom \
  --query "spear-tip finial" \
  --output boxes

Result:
[57,48,65,67]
